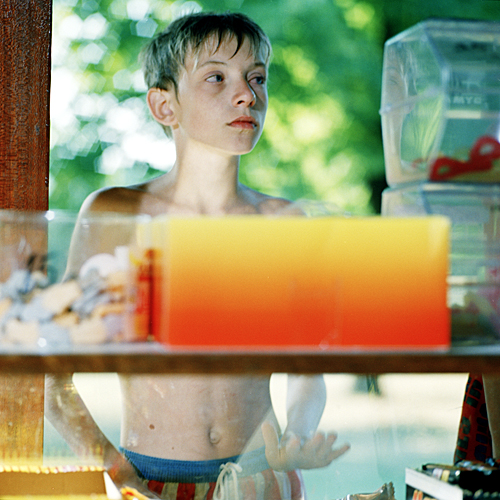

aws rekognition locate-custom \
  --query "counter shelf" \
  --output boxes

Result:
[0,341,499,374]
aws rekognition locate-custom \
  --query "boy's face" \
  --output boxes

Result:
[169,35,268,156]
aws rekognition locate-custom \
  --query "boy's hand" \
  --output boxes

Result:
[261,421,350,472]
[106,449,160,499]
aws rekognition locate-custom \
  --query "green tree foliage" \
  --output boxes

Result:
[49,0,500,214]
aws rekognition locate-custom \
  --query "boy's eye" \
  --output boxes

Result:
[206,74,223,83]
[250,75,266,85]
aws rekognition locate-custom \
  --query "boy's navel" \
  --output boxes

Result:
[209,429,222,445]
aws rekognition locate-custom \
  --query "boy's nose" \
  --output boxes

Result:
[233,81,256,107]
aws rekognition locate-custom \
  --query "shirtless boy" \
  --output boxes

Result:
[45,11,349,499]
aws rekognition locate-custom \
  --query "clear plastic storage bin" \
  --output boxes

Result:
[382,183,500,344]
[0,210,151,349]
[380,19,500,186]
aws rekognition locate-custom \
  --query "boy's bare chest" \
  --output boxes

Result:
[121,374,271,413]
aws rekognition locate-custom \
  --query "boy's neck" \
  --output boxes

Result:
[167,145,243,215]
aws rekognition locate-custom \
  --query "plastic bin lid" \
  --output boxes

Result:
[380,18,500,114]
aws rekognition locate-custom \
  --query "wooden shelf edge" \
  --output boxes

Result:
[0,344,499,374]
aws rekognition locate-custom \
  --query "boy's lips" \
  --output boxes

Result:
[229,116,257,129]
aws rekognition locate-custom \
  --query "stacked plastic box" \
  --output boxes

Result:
[380,19,500,344]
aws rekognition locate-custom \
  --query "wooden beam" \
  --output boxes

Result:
[0,0,52,464]
[0,346,496,375]
[0,0,52,211]
[0,375,45,464]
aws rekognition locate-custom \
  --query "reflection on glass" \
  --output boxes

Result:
[43,373,467,500]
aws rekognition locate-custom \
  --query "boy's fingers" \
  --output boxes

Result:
[262,423,350,471]
[325,432,338,446]
[284,435,301,456]
[329,443,351,461]
[261,421,280,462]
[309,432,326,448]
[314,432,350,457]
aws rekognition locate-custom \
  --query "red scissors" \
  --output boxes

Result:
[429,135,500,181]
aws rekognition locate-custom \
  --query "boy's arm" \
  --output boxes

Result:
[44,374,158,497]
[262,375,350,472]
[44,189,161,496]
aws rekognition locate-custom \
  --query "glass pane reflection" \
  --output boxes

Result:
[42,373,467,500]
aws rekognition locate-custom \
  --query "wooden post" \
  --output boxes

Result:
[0,376,45,464]
[0,0,52,464]
[0,0,51,211]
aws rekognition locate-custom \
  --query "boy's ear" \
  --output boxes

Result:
[147,88,178,127]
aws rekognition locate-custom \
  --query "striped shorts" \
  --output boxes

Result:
[121,447,306,500]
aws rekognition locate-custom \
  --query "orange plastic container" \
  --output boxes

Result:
[151,216,450,350]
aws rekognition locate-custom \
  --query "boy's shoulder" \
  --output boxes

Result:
[240,186,304,216]
[79,183,172,217]
[80,186,144,215]
[79,183,304,217]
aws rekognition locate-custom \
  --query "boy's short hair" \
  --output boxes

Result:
[141,11,272,94]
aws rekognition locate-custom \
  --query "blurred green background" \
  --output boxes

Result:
[49,0,500,215]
